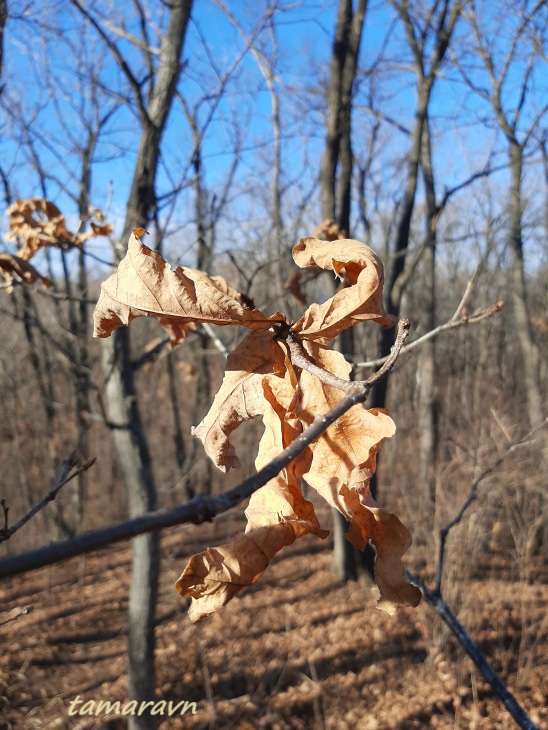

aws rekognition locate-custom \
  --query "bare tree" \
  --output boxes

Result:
[463,0,546,436]
[372,0,462,409]
[462,0,547,545]
[69,1,193,727]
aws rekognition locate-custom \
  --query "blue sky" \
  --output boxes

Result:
[1,0,546,275]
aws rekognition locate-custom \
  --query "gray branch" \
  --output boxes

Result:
[0,454,96,544]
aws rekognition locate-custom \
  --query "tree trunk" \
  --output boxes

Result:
[508,141,547,549]
[417,116,437,529]
[319,0,368,583]
[102,329,159,729]
[508,142,544,432]
[98,2,193,727]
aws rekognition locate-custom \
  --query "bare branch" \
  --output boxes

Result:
[435,423,545,594]
[0,454,96,544]
[287,319,410,395]
[408,575,540,730]
[354,301,504,369]
[69,0,148,121]
[450,263,482,321]
[0,321,410,578]
[405,421,547,730]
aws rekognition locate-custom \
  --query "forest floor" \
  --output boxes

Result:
[1,506,546,730]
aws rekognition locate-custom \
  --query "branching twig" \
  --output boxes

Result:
[0,321,410,578]
[0,453,96,544]
[406,421,547,730]
[354,302,503,369]
[435,425,544,595]
[287,319,411,394]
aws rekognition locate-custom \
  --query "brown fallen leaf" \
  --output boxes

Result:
[93,230,288,345]
[290,237,397,340]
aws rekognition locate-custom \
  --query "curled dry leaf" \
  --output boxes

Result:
[296,341,420,612]
[290,237,398,340]
[0,253,52,291]
[6,197,111,259]
[284,220,345,305]
[192,331,284,472]
[93,230,288,346]
[177,350,328,622]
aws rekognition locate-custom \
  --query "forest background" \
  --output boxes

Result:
[0,1,546,729]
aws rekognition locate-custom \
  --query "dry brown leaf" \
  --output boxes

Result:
[297,342,395,491]
[192,331,285,472]
[177,351,328,622]
[93,230,288,346]
[290,237,397,340]
[0,253,52,291]
[284,221,345,304]
[6,198,111,259]
[295,341,420,612]
[176,526,298,621]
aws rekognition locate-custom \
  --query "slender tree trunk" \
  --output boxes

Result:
[371,91,429,414]
[508,142,544,431]
[97,3,193,727]
[417,116,437,528]
[319,0,368,582]
[508,141,547,548]
[166,352,190,501]
[102,329,159,728]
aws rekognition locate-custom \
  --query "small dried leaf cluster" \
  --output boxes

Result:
[2,198,112,289]
[94,230,421,622]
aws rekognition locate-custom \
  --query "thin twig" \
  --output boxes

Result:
[287,319,411,395]
[0,454,96,543]
[201,322,229,358]
[354,302,503,369]
[286,333,350,391]
[0,321,410,578]
[435,421,546,594]
[451,264,482,321]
